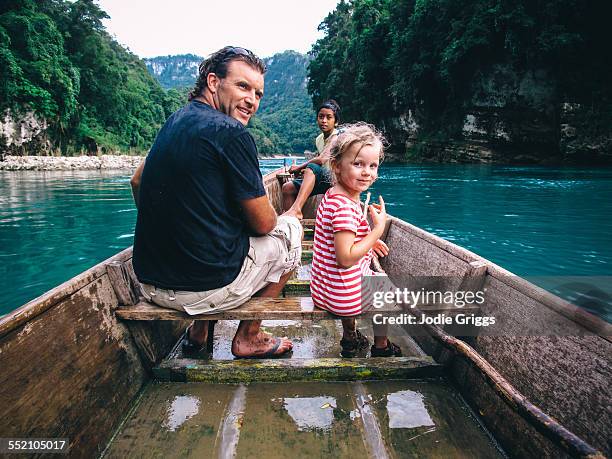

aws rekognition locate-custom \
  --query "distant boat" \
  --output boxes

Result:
[0,168,608,458]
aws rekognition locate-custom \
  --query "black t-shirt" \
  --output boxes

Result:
[133,101,266,291]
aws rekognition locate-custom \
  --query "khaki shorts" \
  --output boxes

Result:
[140,216,302,315]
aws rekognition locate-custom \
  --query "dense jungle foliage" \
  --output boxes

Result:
[253,51,319,155]
[0,0,186,154]
[308,0,612,145]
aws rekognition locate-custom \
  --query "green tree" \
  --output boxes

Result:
[0,0,183,154]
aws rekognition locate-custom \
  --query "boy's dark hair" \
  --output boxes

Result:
[318,99,341,123]
[188,46,267,101]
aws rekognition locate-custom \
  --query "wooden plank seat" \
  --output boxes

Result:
[111,246,486,325]
[116,296,480,322]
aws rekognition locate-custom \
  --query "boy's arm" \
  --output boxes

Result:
[289,133,338,173]
[289,156,321,174]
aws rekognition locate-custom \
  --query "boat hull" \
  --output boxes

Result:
[381,215,611,457]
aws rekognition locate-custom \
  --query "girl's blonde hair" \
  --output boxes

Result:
[328,123,387,180]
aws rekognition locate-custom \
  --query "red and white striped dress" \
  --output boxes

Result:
[310,190,374,316]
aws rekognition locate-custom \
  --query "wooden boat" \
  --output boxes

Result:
[0,168,609,458]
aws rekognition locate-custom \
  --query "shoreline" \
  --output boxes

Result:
[0,154,303,171]
[0,155,145,171]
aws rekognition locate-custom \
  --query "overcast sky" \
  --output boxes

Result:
[97,0,340,59]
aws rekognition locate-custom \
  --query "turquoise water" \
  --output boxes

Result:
[1,162,611,319]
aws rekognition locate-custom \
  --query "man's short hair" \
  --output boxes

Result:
[188,46,266,101]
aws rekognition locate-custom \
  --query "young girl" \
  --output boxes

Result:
[282,100,341,219]
[310,122,402,357]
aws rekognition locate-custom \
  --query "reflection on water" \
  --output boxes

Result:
[281,396,336,432]
[387,390,434,429]
[163,395,201,432]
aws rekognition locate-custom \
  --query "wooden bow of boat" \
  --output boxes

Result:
[0,167,609,458]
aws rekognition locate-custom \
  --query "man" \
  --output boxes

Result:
[131,46,301,358]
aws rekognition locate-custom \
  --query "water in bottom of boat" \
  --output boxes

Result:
[104,379,505,459]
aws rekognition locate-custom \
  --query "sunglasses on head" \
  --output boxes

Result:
[226,46,251,57]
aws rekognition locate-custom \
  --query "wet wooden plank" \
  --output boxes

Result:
[118,297,324,321]
[353,382,390,459]
[153,356,442,383]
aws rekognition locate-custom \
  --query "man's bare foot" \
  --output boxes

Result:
[231,330,293,358]
[282,207,303,220]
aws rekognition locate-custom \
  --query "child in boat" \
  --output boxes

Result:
[310,122,402,358]
[282,99,341,219]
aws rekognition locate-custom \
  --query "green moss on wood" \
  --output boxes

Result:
[155,357,441,383]
[283,280,310,294]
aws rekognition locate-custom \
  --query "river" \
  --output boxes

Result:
[1,161,611,320]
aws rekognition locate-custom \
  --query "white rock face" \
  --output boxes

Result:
[394,110,419,137]
[1,110,47,147]
[463,113,510,141]
[0,155,144,171]
[462,114,487,136]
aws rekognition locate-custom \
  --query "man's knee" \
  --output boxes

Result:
[250,216,302,274]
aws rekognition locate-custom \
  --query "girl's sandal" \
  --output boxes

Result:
[370,340,402,358]
[340,329,370,358]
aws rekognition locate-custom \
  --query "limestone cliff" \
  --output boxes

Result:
[384,64,611,164]
[0,110,50,158]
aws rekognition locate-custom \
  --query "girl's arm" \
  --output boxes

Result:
[334,197,387,268]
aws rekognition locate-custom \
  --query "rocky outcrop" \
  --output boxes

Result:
[0,155,143,171]
[0,110,51,157]
[144,54,201,89]
[387,64,612,164]
[559,102,612,163]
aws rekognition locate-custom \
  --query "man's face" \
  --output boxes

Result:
[211,60,264,125]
